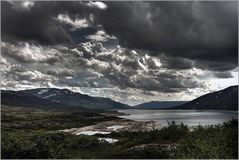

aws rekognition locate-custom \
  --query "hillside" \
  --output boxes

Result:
[1,90,65,109]
[1,88,129,110]
[173,86,238,110]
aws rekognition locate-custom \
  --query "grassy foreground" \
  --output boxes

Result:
[1,105,238,159]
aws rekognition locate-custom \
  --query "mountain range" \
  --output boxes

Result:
[1,88,129,110]
[1,86,238,111]
[1,90,71,109]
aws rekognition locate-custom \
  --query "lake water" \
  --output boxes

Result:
[118,109,238,127]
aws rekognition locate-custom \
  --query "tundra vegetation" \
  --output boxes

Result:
[1,105,238,159]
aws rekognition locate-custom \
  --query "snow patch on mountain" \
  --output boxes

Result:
[43,94,56,99]
[37,89,49,95]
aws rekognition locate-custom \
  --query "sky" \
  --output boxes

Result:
[1,1,238,105]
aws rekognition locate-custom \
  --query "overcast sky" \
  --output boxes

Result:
[1,1,238,105]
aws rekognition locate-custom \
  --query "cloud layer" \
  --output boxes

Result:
[98,1,238,70]
[1,1,238,105]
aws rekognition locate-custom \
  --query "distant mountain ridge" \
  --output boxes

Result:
[1,90,76,109]
[1,88,129,110]
[1,86,237,111]
[173,85,238,111]
[134,101,188,109]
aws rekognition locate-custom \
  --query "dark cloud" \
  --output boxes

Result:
[2,1,237,71]
[1,1,101,45]
[98,1,238,70]
[160,54,193,70]
[213,72,233,79]
[194,60,237,71]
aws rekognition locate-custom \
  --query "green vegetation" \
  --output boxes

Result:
[1,105,116,131]
[1,105,238,159]
[175,120,238,159]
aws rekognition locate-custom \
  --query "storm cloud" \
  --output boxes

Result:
[98,1,237,65]
[1,1,104,45]
[2,1,238,71]
[1,1,238,104]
